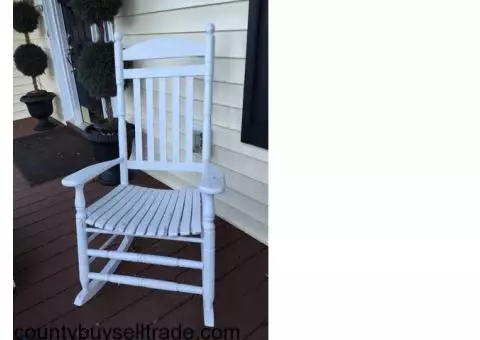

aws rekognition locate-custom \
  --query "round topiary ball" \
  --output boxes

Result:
[76,42,116,98]
[13,1,40,33]
[69,0,123,24]
[14,43,48,77]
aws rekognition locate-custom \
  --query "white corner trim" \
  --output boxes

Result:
[42,0,83,126]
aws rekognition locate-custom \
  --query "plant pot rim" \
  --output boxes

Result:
[20,91,56,104]
[82,123,134,144]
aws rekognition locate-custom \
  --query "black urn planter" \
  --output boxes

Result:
[20,90,57,131]
[82,121,135,186]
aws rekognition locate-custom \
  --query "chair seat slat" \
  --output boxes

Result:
[86,185,126,215]
[97,187,146,230]
[126,189,162,235]
[179,190,193,236]
[119,189,157,234]
[191,191,202,234]
[86,185,203,237]
[86,185,135,225]
[145,190,173,236]
[167,190,187,236]
[157,190,180,237]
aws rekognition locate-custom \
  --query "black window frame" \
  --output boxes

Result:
[241,0,268,150]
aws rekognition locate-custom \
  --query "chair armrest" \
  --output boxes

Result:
[61,158,123,187]
[198,163,226,195]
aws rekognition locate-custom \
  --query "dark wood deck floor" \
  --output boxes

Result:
[13,118,268,340]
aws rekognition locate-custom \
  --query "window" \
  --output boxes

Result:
[241,0,268,150]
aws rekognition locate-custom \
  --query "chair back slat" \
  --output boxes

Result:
[114,24,215,176]
[133,78,143,161]
[158,78,167,162]
[146,78,155,162]
[185,77,194,163]
[171,77,181,163]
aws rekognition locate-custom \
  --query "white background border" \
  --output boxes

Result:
[6,1,480,339]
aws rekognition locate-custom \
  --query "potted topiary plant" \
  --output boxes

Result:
[13,1,56,131]
[71,0,134,186]
[76,41,134,185]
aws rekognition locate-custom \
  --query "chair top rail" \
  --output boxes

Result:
[123,37,206,61]
[123,65,205,79]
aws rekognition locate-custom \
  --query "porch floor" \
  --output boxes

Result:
[13,118,267,339]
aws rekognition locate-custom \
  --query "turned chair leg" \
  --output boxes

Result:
[202,227,215,327]
[202,195,216,327]
[75,186,90,296]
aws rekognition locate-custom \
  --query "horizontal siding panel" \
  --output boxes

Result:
[221,166,268,205]
[13,39,48,48]
[213,146,268,184]
[119,0,242,17]
[13,109,30,121]
[14,102,26,113]
[14,77,58,94]
[13,30,45,41]
[122,31,247,59]
[212,126,267,162]
[215,199,267,244]
[14,77,33,87]
[214,187,268,225]
[115,1,248,35]
[14,68,56,82]
[13,93,26,104]
[145,170,267,244]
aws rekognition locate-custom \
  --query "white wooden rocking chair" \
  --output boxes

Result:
[61,23,224,327]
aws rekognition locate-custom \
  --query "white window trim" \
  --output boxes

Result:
[42,0,84,128]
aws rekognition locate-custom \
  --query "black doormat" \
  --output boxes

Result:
[13,126,97,186]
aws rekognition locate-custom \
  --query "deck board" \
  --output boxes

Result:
[13,118,268,338]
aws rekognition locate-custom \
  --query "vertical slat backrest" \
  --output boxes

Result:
[171,77,181,163]
[185,77,194,163]
[146,78,154,162]
[133,78,143,161]
[158,78,167,162]
[114,24,215,173]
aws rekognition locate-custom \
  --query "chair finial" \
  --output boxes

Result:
[114,32,123,41]
[205,23,215,34]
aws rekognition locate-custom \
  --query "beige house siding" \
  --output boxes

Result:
[115,0,268,243]
[13,0,62,122]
